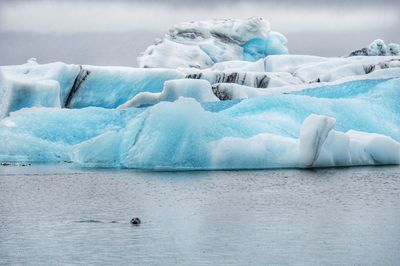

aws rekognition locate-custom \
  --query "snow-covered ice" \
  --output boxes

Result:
[138,18,288,69]
[349,39,400,57]
[0,18,399,169]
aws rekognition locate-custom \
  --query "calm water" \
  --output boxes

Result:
[1,165,399,265]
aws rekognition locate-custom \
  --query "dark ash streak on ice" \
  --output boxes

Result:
[65,65,90,108]
[185,71,270,88]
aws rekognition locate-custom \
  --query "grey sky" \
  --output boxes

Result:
[0,0,399,66]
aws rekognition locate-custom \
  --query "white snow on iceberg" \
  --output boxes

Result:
[349,39,400,57]
[118,79,218,108]
[138,17,288,69]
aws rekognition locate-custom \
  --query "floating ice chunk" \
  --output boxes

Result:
[0,71,61,118]
[138,17,288,68]
[4,93,399,169]
[1,55,400,169]
[118,79,218,108]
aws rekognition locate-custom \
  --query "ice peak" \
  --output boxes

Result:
[138,17,288,69]
[349,39,400,57]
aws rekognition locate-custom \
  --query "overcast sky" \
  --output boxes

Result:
[0,0,399,66]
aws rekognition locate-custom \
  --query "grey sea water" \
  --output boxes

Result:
[1,165,399,265]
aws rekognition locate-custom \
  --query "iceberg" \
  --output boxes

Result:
[1,76,399,169]
[1,18,400,170]
[71,94,400,169]
[138,17,288,69]
[349,39,400,57]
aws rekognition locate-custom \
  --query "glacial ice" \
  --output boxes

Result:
[1,18,400,169]
[138,18,288,69]
[0,70,61,119]
[0,107,142,162]
[118,79,218,108]
[298,115,336,167]
[63,66,184,108]
[349,39,400,57]
[1,62,184,110]
[1,62,80,107]
[70,95,400,169]
[1,75,399,169]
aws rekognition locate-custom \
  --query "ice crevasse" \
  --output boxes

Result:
[0,18,400,169]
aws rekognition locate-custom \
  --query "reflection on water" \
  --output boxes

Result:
[1,165,399,265]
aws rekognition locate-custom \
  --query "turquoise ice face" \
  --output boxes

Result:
[264,31,289,56]
[242,32,289,62]
[242,38,268,61]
